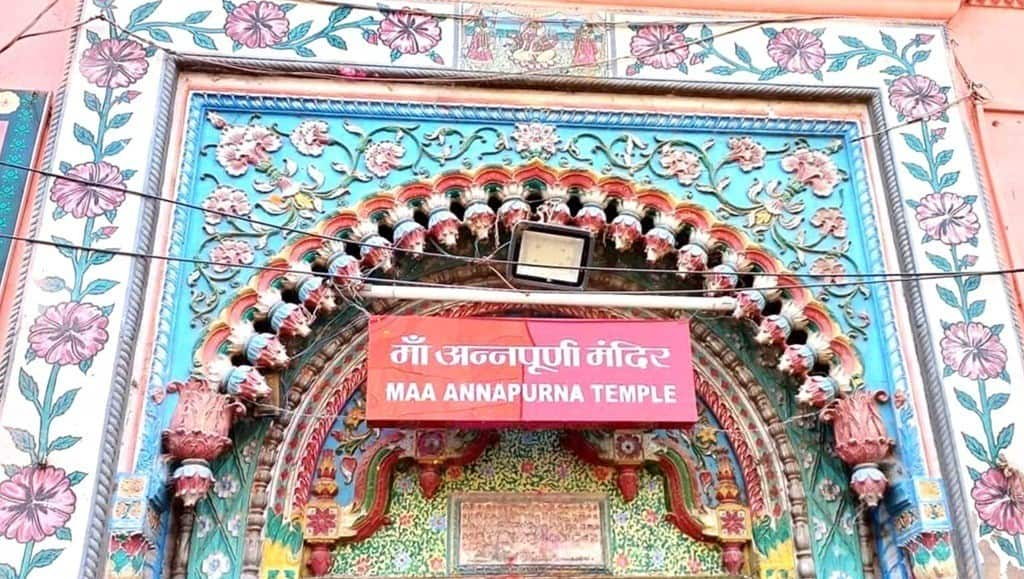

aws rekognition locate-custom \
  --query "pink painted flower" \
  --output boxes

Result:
[215,124,282,176]
[209,239,255,273]
[521,460,536,475]
[659,144,702,185]
[614,552,630,570]
[914,192,980,245]
[719,510,746,535]
[306,507,336,535]
[50,161,126,218]
[398,512,414,528]
[726,136,766,172]
[781,149,840,197]
[629,25,689,69]
[28,302,109,365]
[811,207,847,238]
[224,1,290,49]
[378,9,442,55]
[0,465,76,543]
[941,322,1007,380]
[363,141,406,178]
[889,75,947,121]
[354,556,372,575]
[202,186,252,225]
[809,256,846,284]
[767,28,826,74]
[972,464,1024,534]
[428,556,445,572]
[289,120,331,156]
[643,508,659,524]
[511,122,559,157]
[80,38,149,88]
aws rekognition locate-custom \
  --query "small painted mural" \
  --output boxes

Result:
[0,90,46,286]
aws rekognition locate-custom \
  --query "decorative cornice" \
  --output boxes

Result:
[965,0,1024,7]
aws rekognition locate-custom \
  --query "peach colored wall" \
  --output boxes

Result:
[0,0,79,93]
[949,6,1024,319]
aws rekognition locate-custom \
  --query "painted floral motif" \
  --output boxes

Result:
[914,192,980,245]
[224,1,291,49]
[202,186,252,225]
[659,145,703,185]
[628,25,689,70]
[0,465,75,543]
[50,161,126,219]
[889,75,948,122]
[27,302,110,366]
[209,239,255,272]
[973,463,1024,535]
[201,551,232,579]
[781,148,840,197]
[364,141,406,178]
[725,137,766,171]
[377,8,442,59]
[766,28,826,74]
[213,474,239,499]
[79,39,150,89]
[290,120,331,156]
[940,322,1008,381]
[811,207,847,238]
[511,122,559,158]
[809,256,846,285]
[307,507,337,535]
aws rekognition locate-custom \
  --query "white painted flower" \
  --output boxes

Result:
[0,91,20,114]
[195,515,213,538]
[213,474,239,499]
[659,144,702,185]
[227,513,242,537]
[289,120,331,156]
[511,122,560,158]
[364,140,406,178]
[812,517,827,542]
[202,186,252,225]
[241,440,259,462]
[201,552,231,579]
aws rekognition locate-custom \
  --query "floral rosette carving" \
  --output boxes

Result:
[424,193,461,248]
[608,199,644,251]
[461,185,496,242]
[643,214,680,264]
[574,188,608,234]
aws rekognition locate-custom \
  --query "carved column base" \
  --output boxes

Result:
[107,534,153,579]
[306,542,333,577]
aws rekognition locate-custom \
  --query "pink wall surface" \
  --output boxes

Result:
[950,6,1024,322]
[0,0,79,93]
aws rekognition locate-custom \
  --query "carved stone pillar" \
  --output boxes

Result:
[822,389,895,508]
[712,449,753,575]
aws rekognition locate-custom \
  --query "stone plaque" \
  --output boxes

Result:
[449,492,610,574]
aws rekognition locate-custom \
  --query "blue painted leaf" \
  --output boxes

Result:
[191,31,217,50]
[145,45,158,57]
[839,35,865,48]
[6,427,36,456]
[18,368,38,404]
[52,206,66,220]
[811,28,825,37]
[59,161,72,174]
[905,198,920,209]
[676,62,688,75]
[79,357,93,373]
[968,300,986,319]
[233,40,242,51]
[51,236,75,259]
[89,251,116,266]
[997,536,1016,559]
[108,113,132,128]
[329,6,352,23]
[857,53,877,68]
[279,3,296,11]
[84,278,118,296]
[964,195,977,204]
[936,286,959,309]
[901,161,930,182]
[938,171,960,189]
[326,35,347,50]
[48,435,80,453]
[287,21,312,42]
[967,466,982,481]
[989,393,1010,410]
[997,424,1014,452]
[50,388,79,418]
[880,31,897,52]
[762,27,778,38]
[0,564,15,579]
[980,522,993,536]
[969,236,979,247]
[758,66,784,81]
[105,209,117,223]
[30,548,63,570]
[148,28,172,43]
[925,252,951,272]
[827,57,849,72]
[73,123,96,147]
[708,66,734,76]
[902,133,925,153]
[56,527,72,541]
[25,349,35,363]
[86,30,100,45]
[295,46,316,58]
[184,10,211,23]
[935,149,953,166]
[121,169,137,181]
[953,388,979,413]
[223,0,237,12]
[700,24,713,45]
[991,323,1005,335]
[881,65,905,77]
[100,304,114,317]
[1,465,16,477]
[734,43,751,65]
[942,366,954,377]
[1001,369,1011,382]
[912,50,931,63]
[812,70,823,82]
[84,92,100,112]
[128,1,161,27]
[68,471,86,485]
[964,275,981,292]
[103,139,130,157]
[390,48,402,62]
[961,432,989,463]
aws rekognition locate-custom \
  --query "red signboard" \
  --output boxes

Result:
[366,315,697,427]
